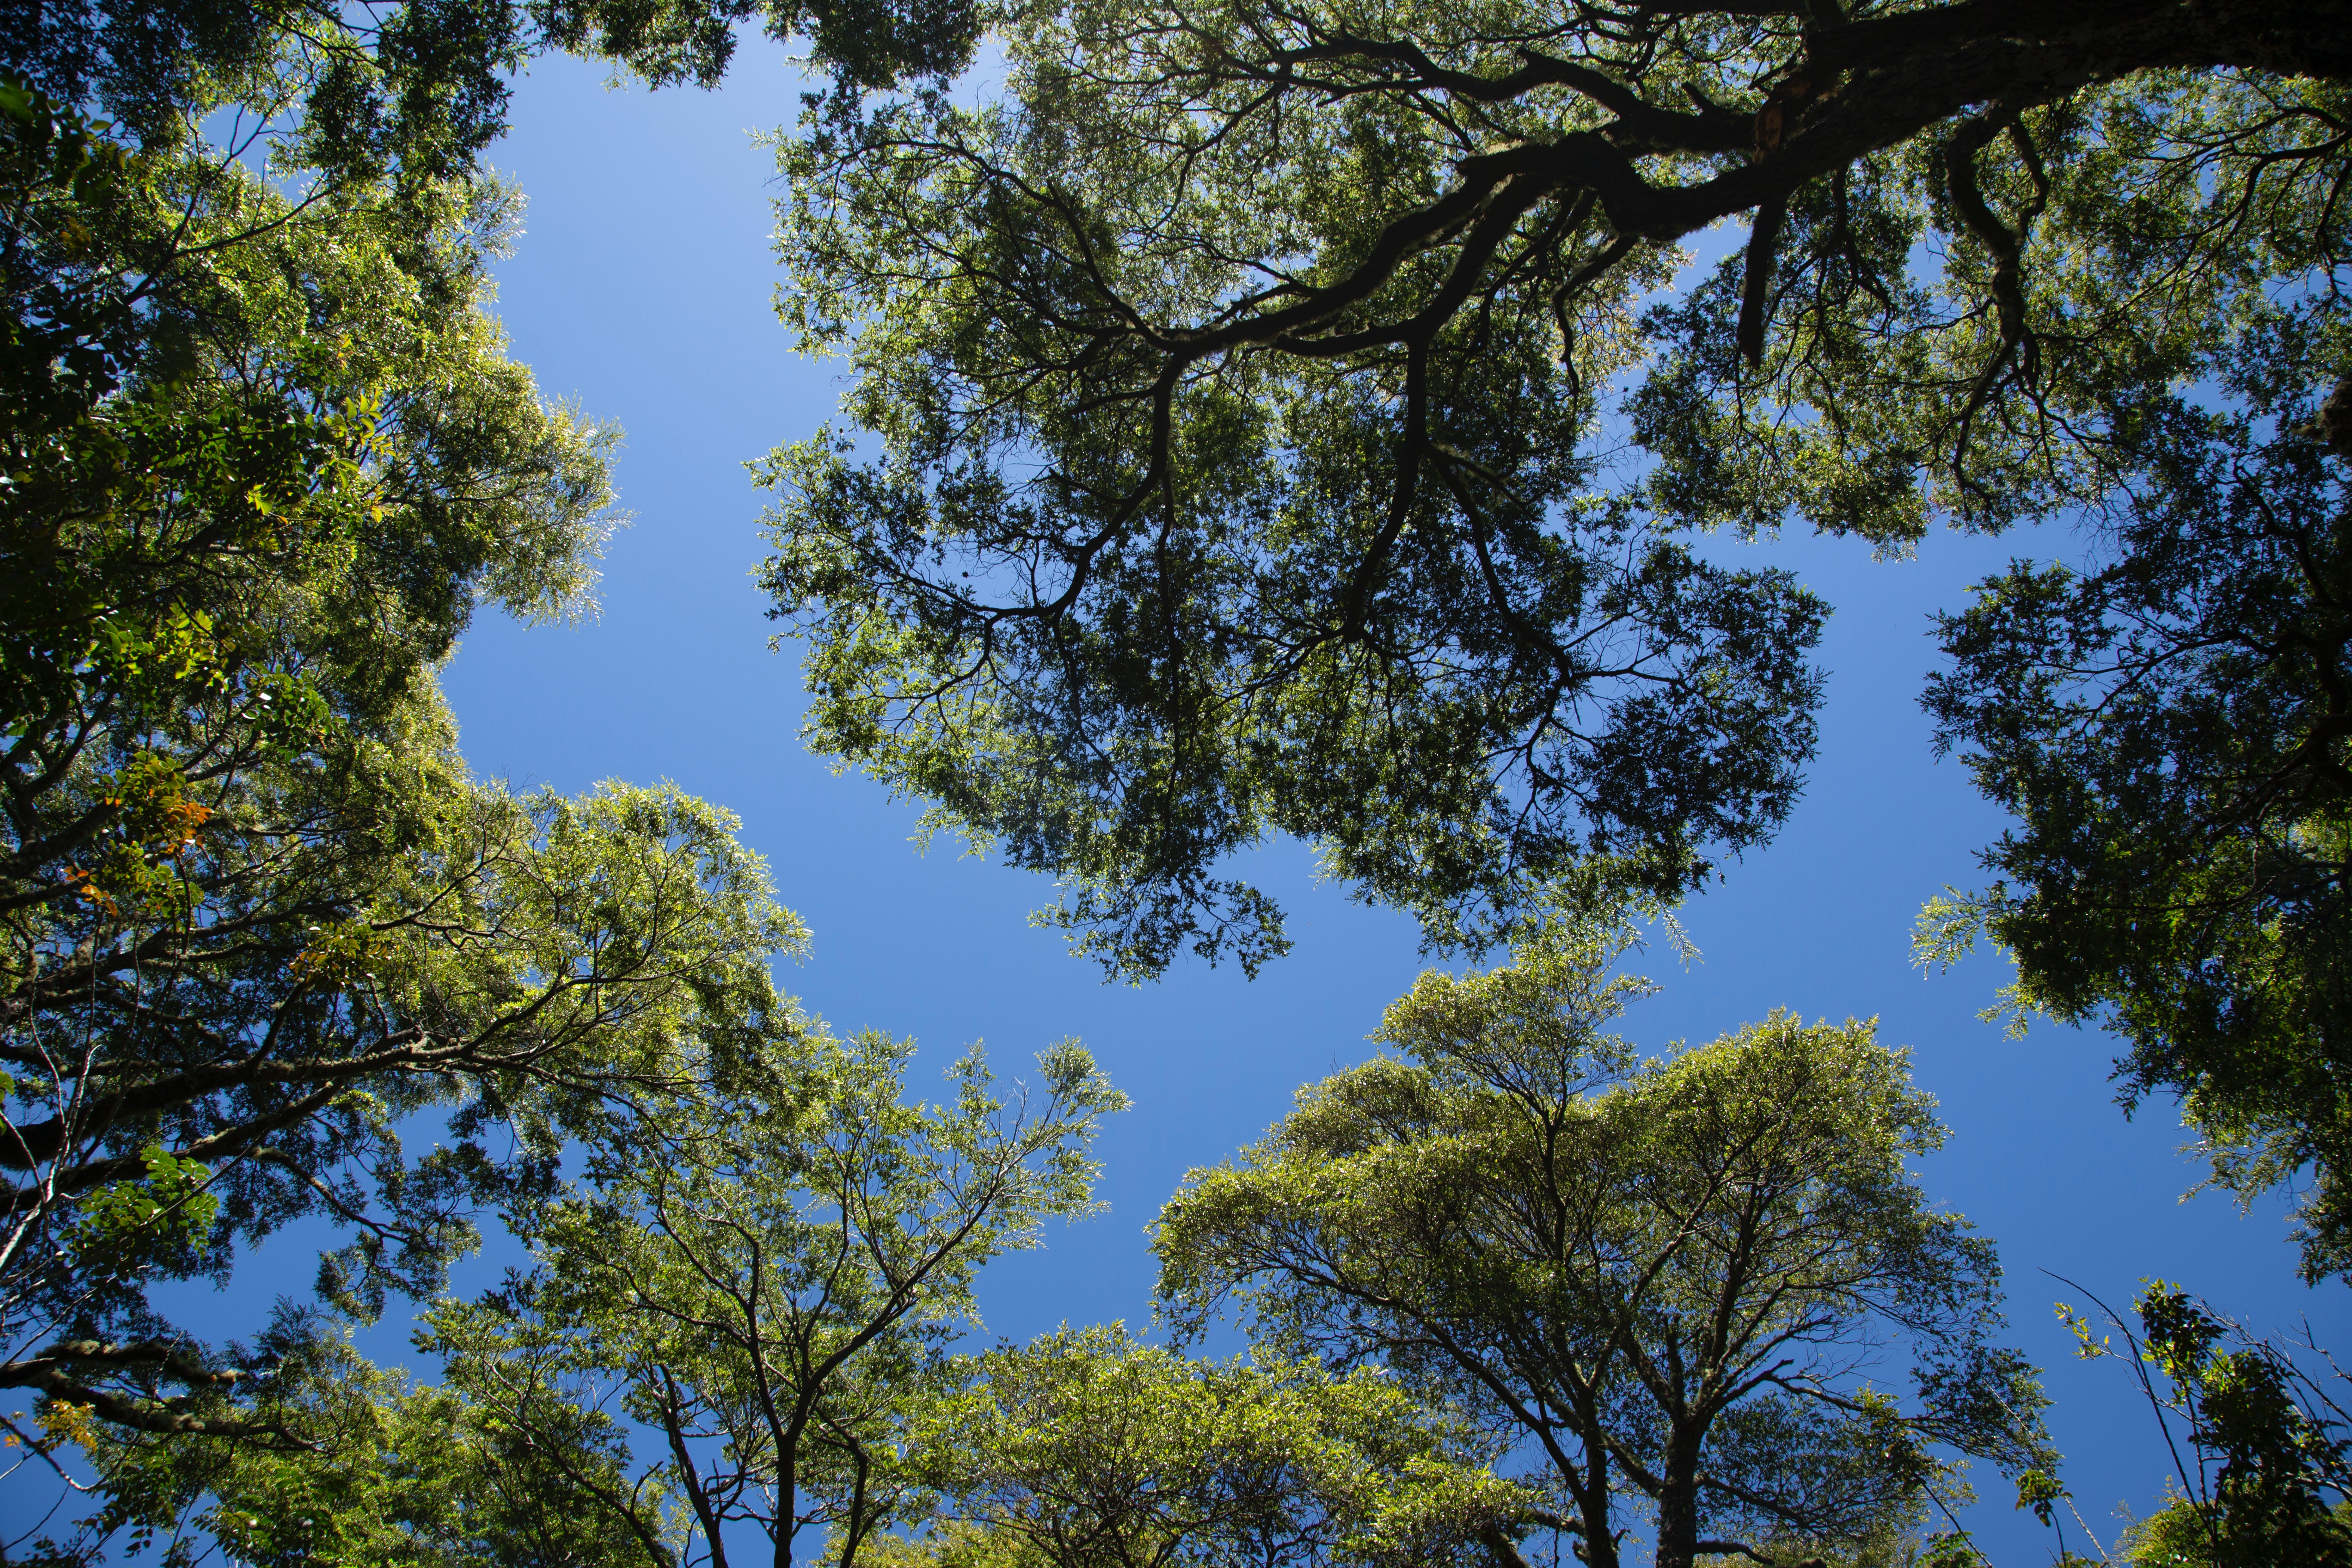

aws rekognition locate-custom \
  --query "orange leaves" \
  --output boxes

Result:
[66,753,214,918]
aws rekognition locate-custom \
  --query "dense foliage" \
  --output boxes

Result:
[753,0,2349,984]
[4,0,2349,1563]
[0,0,736,1452]
[1920,332,2352,1280]
[1155,921,2052,1568]
[908,1324,1529,1568]
[44,1031,1124,1567]
[2055,1283,2352,1567]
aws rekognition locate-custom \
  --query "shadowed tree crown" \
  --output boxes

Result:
[733,0,2350,980]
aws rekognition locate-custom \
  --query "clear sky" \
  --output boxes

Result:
[405,36,2348,1565]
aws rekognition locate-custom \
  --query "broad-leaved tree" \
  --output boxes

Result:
[1155,921,2052,1568]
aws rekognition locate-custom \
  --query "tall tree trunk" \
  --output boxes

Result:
[661,1369,731,1568]
[1572,1443,1619,1568]
[1653,1428,1705,1568]
[1577,1501,1620,1568]
[775,1434,798,1568]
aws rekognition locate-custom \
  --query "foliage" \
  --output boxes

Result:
[413,1030,1127,1568]
[0,0,811,1467]
[852,1519,1051,1568]
[2054,1283,2352,1567]
[4,0,1002,166]
[1917,325,2352,1280]
[1154,918,2053,1568]
[2,768,808,1435]
[17,1022,1118,1565]
[15,1306,672,1567]
[534,0,989,92]
[910,1323,1534,1568]
[0,1,526,192]
[748,0,2350,977]
[9,3,2343,1565]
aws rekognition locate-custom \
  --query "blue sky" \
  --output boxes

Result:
[404,36,2352,1564]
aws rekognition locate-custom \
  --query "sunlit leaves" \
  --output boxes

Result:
[1156,918,2050,1568]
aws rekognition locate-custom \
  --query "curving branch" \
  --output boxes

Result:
[0,1338,294,1444]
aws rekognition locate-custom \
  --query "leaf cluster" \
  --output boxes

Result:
[910,1323,1536,1568]
[2057,1283,2352,1567]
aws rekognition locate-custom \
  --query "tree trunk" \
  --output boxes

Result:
[1573,1449,1619,1568]
[1578,1502,1620,1568]
[775,1436,798,1568]
[1652,1429,1705,1568]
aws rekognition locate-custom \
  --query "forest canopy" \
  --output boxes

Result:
[738,0,2352,1272]
[0,2,646,1435]
[4,0,2351,1563]
[754,0,2349,982]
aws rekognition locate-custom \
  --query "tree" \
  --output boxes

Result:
[532,0,990,93]
[910,1323,1531,1568]
[0,2,524,193]
[2,763,811,1424]
[738,0,2350,978]
[1917,336,2352,1281]
[1154,920,2052,1568]
[558,0,2352,1298]
[16,1305,677,1567]
[0,15,823,1447]
[21,1026,1119,1565]
[416,1030,1127,1568]
[4,0,995,172]
[2048,1281,2352,1568]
